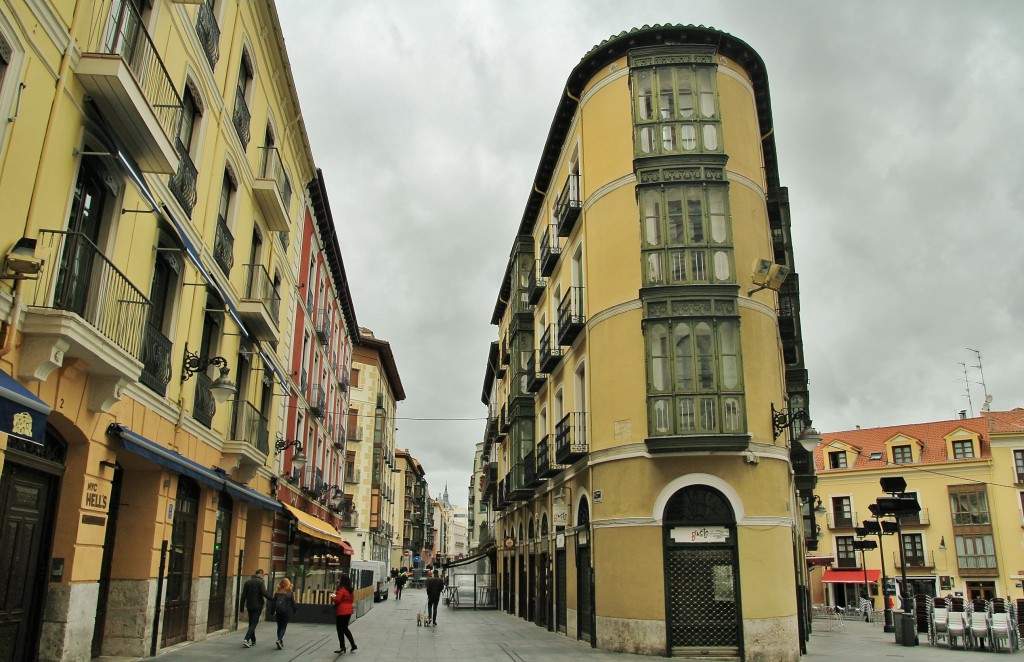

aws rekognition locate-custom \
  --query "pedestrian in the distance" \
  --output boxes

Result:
[425,570,444,626]
[331,575,358,654]
[395,571,406,600]
[272,578,297,649]
[239,568,273,648]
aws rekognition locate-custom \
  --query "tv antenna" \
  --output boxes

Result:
[966,348,991,412]
[959,362,974,418]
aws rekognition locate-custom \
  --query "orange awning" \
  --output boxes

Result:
[282,503,342,545]
[821,569,881,584]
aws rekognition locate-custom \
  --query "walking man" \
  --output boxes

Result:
[239,568,273,648]
[425,570,444,625]
[395,571,407,600]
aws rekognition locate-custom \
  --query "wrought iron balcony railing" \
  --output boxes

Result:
[538,324,563,373]
[893,550,935,568]
[213,214,234,276]
[33,230,150,358]
[827,512,858,529]
[557,286,585,346]
[168,138,198,217]
[101,0,182,143]
[242,263,281,321]
[232,87,251,148]
[528,259,547,305]
[195,0,221,69]
[555,173,581,237]
[555,411,588,464]
[140,321,172,395]
[524,448,542,488]
[259,146,293,210]
[539,224,561,276]
[526,351,547,393]
[193,372,215,428]
[316,310,332,345]
[309,385,326,418]
[231,400,269,455]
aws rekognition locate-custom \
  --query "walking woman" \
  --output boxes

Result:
[272,578,297,649]
[330,574,358,654]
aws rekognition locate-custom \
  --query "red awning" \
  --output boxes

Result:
[339,540,354,556]
[806,556,834,567]
[821,569,881,584]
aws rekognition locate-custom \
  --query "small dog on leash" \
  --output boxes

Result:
[416,613,423,626]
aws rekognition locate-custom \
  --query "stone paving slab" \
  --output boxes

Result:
[99,590,1019,661]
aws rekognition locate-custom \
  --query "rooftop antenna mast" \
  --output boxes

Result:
[967,347,991,411]
[959,362,974,418]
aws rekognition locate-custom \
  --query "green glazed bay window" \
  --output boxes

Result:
[633,65,721,156]
[645,316,744,435]
[641,184,734,286]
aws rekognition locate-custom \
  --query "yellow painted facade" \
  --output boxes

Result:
[0,2,355,660]
[480,26,812,660]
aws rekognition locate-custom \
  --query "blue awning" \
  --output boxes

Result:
[108,424,279,512]
[0,369,50,445]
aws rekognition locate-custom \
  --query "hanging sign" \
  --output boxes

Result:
[553,503,569,527]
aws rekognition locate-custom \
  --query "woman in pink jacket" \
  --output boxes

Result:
[330,575,357,654]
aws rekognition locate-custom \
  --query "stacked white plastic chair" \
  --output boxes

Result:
[929,596,949,646]
[989,598,1014,652]
[968,599,990,651]
[946,597,968,649]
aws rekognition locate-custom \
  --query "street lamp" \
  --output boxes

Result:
[181,344,237,403]
[770,403,821,451]
[275,438,307,471]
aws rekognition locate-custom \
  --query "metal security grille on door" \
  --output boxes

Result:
[666,546,738,650]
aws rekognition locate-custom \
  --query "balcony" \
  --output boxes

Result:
[555,174,582,237]
[350,426,363,443]
[308,385,325,418]
[194,0,220,69]
[555,412,588,464]
[528,260,547,305]
[213,214,234,276]
[557,286,585,346]
[835,556,859,570]
[539,225,561,276]
[139,322,172,396]
[526,351,547,393]
[340,511,359,528]
[21,231,147,412]
[253,146,292,232]
[524,448,543,488]
[232,87,250,149]
[481,462,498,498]
[345,469,362,484]
[537,435,562,478]
[894,550,935,569]
[897,508,930,527]
[224,400,269,482]
[193,372,215,428]
[538,325,563,373]
[238,264,280,343]
[75,0,181,173]
[498,403,509,435]
[168,138,198,217]
[828,512,858,530]
[507,463,531,501]
[494,479,508,511]
[315,310,332,345]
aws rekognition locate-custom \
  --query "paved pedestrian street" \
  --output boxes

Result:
[101,589,1018,661]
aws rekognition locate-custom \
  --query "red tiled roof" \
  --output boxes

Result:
[814,408,1024,472]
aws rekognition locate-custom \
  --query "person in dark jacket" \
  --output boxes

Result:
[425,571,444,625]
[330,575,357,654]
[272,578,297,649]
[395,571,407,599]
[239,569,272,648]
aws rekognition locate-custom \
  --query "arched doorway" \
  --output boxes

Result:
[163,476,200,647]
[576,498,593,645]
[662,484,742,658]
[207,491,232,632]
[527,517,536,622]
[537,514,550,629]
[0,427,66,662]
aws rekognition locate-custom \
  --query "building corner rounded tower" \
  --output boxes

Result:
[481,24,813,660]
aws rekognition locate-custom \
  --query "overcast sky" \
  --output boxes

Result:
[276,1,1024,506]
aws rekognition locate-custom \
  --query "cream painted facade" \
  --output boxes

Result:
[810,409,1024,610]
[0,1,351,660]
[349,328,404,565]
[480,26,811,660]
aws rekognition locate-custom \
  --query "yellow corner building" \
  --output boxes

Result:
[480,25,815,660]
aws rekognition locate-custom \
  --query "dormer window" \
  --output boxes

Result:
[828,451,847,469]
[892,445,913,464]
[952,440,975,459]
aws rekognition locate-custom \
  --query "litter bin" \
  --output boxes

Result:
[894,612,918,646]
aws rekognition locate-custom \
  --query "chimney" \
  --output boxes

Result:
[958,410,967,419]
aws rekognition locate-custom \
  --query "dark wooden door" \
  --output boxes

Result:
[206,493,232,632]
[555,549,566,633]
[162,477,199,647]
[92,465,123,657]
[535,552,548,628]
[0,463,59,661]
